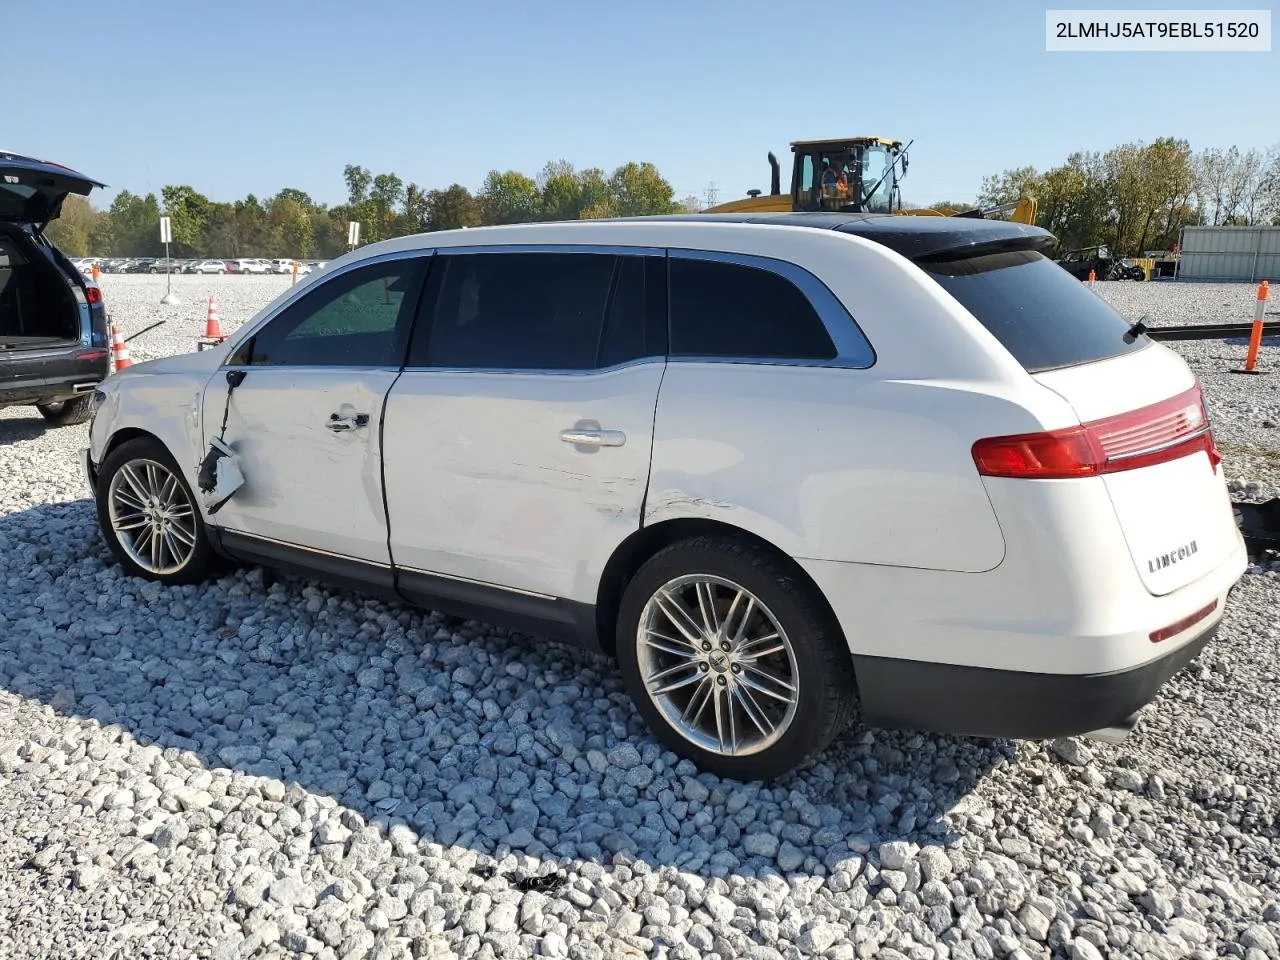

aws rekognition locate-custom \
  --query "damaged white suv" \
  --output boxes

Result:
[83,214,1247,780]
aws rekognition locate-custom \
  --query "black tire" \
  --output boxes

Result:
[95,436,221,586]
[148,267,158,274]
[616,535,857,780]
[36,396,93,426]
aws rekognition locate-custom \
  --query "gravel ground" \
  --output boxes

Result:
[1,276,1278,960]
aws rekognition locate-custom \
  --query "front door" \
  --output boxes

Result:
[382,248,668,606]
[203,254,430,570]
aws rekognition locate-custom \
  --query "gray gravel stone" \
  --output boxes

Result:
[879,841,917,871]
[742,833,779,858]
[1051,738,1094,767]
[1241,925,1279,956]
[1070,940,1104,960]
[796,919,839,955]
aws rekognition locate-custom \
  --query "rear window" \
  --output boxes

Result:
[923,249,1147,373]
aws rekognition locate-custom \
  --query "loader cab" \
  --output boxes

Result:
[792,137,903,214]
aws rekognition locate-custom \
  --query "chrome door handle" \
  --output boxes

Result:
[560,428,626,447]
[327,413,369,431]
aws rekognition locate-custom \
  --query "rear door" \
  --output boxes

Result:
[381,247,667,604]
[925,248,1239,596]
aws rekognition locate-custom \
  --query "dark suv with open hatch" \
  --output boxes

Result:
[1,151,109,426]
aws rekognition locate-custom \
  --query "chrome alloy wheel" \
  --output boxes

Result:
[106,459,198,576]
[636,574,800,757]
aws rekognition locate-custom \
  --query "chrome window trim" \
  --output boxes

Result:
[213,364,404,375]
[432,243,665,258]
[399,356,664,377]
[667,247,876,369]
[220,247,437,366]
[218,240,876,374]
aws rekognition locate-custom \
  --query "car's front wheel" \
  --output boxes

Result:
[616,536,857,780]
[96,437,220,585]
[36,396,93,426]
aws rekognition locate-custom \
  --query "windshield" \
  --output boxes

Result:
[859,146,894,213]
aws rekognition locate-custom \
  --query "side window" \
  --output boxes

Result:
[668,256,838,361]
[797,154,816,208]
[411,252,618,370]
[598,254,666,367]
[230,257,427,367]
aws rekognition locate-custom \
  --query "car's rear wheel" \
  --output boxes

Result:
[96,437,220,585]
[36,396,93,426]
[616,536,857,780]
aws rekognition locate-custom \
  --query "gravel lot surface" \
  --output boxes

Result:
[1,276,1278,960]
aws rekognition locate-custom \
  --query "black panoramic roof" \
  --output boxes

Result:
[627,212,1056,261]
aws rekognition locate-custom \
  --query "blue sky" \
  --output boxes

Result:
[4,0,1275,210]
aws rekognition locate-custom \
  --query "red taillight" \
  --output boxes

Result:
[972,425,1099,478]
[1149,599,1217,643]
[85,286,103,304]
[973,384,1219,479]
[74,349,109,362]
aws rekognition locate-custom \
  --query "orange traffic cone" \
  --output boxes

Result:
[204,297,225,341]
[1087,268,1096,289]
[91,262,99,282]
[110,324,132,371]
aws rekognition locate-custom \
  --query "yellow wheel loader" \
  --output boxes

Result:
[705,137,1038,225]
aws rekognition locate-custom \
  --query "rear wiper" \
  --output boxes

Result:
[1124,314,1150,344]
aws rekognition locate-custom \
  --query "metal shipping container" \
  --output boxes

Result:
[1177,226,1280,281]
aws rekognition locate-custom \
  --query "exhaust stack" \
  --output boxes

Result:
[768,152,780,196]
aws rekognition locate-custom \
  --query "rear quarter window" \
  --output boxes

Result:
[923,249,1147,373]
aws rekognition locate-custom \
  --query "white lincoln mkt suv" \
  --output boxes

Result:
[83,213,1247,780]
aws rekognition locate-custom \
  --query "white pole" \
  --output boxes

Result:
[159,215,181,305]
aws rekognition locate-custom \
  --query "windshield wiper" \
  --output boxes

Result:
[1123,314,1150,344]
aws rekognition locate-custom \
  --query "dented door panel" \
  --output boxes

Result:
[199,367,398,564]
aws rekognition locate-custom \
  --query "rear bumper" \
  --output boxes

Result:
[0,355,108,408]
[852,619,1218,740]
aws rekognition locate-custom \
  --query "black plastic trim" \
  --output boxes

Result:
[210,529,603,654]
[396,568,602,653]
[215,530,400,601]
[852,623,1218,740]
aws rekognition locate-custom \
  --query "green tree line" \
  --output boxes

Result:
[46,159,687,259]
[47,139,1280,261]
[972,139,1280,256]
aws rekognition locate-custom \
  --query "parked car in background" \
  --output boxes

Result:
[1,151,110,426]
[228,258,272,275]
[189,259,228,274]
[83,214,1247,778]
[267,258,312,275]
